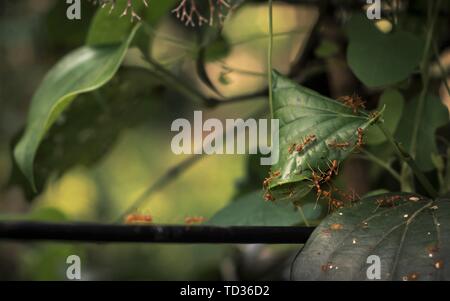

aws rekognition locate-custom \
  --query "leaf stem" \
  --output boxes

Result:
[359,149,402,183]
[378,123,438,198]
[268,0,274,118]
[410,0,439,155]
[403,0,441,190]
[143,56,206,105]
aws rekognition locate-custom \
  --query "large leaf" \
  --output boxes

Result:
[14,25,141,189]
[9,69,162,196]
[269,71,378,195]
[395,94,449,171]
[208,191,309,226]
[346,14,424,87]
[292,193,450,280]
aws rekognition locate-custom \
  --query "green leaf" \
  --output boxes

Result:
[292,193,450,280]
[396,94,449,171]
[86,0,177,46]
[86,1,146,46]
[269,71,378,196]
[366,89,404,145]
[9,69,162,196]
[208,191,305,226]
[346,14,424,87]
[14,25,141,189]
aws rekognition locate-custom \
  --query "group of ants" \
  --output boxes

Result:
[123,95,394,224]
[262,94,370,213]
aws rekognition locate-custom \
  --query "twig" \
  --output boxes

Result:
[378,123,438,198]
[358,149,402,183]
[268,0,274,118]
[410,0,441,157]
[115,155,203,222]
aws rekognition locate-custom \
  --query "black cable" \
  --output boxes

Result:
[0,221,314,244]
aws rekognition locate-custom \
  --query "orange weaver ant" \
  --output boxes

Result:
[376,195,402,207]
[295,134,317,153]
[307,160,355,212]
[338,94,366,113]
[373,195,402,212]
[264,192,275,202]
[336,188,360,204]
[288,143,297,154]
[310,170,324,201]
[263,170,281,190]
[329,198,345,211]
[356,128,364,148]
[185,216,207,225]
[323,160,339,182]
[328,141,351,149]
[125,214,152,224]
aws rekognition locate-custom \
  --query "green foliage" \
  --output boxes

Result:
[13,25,140,189]
[366,89,405,145]
[292,193,450,280]
[6,0,450,281]
[87,0,178,46]
[269,71,378,195]
[86,1,146,46]
[9,70,161,195]
[208,191,304,226]
[346,14,424,87]
[395,94,449,171]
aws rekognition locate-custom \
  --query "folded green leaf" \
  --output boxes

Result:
[292,193,450,280]
[269,72,378,196]
[14,25,141,189]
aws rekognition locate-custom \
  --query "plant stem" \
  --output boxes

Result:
[359,149,402,183]
[115,155,203,223]
[268,0,274,118]
[410,0,438,155]
[296,205,310,227]
[403,0,441,190]
[144,56,206,105]
[231,29,306,47]
[378,123,438,198]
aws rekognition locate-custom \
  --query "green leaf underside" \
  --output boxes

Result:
[208,191,303,226]
[14,25,141,189]
[292,193,450,281]
[346,14,424,87]
[269,72,376,193]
